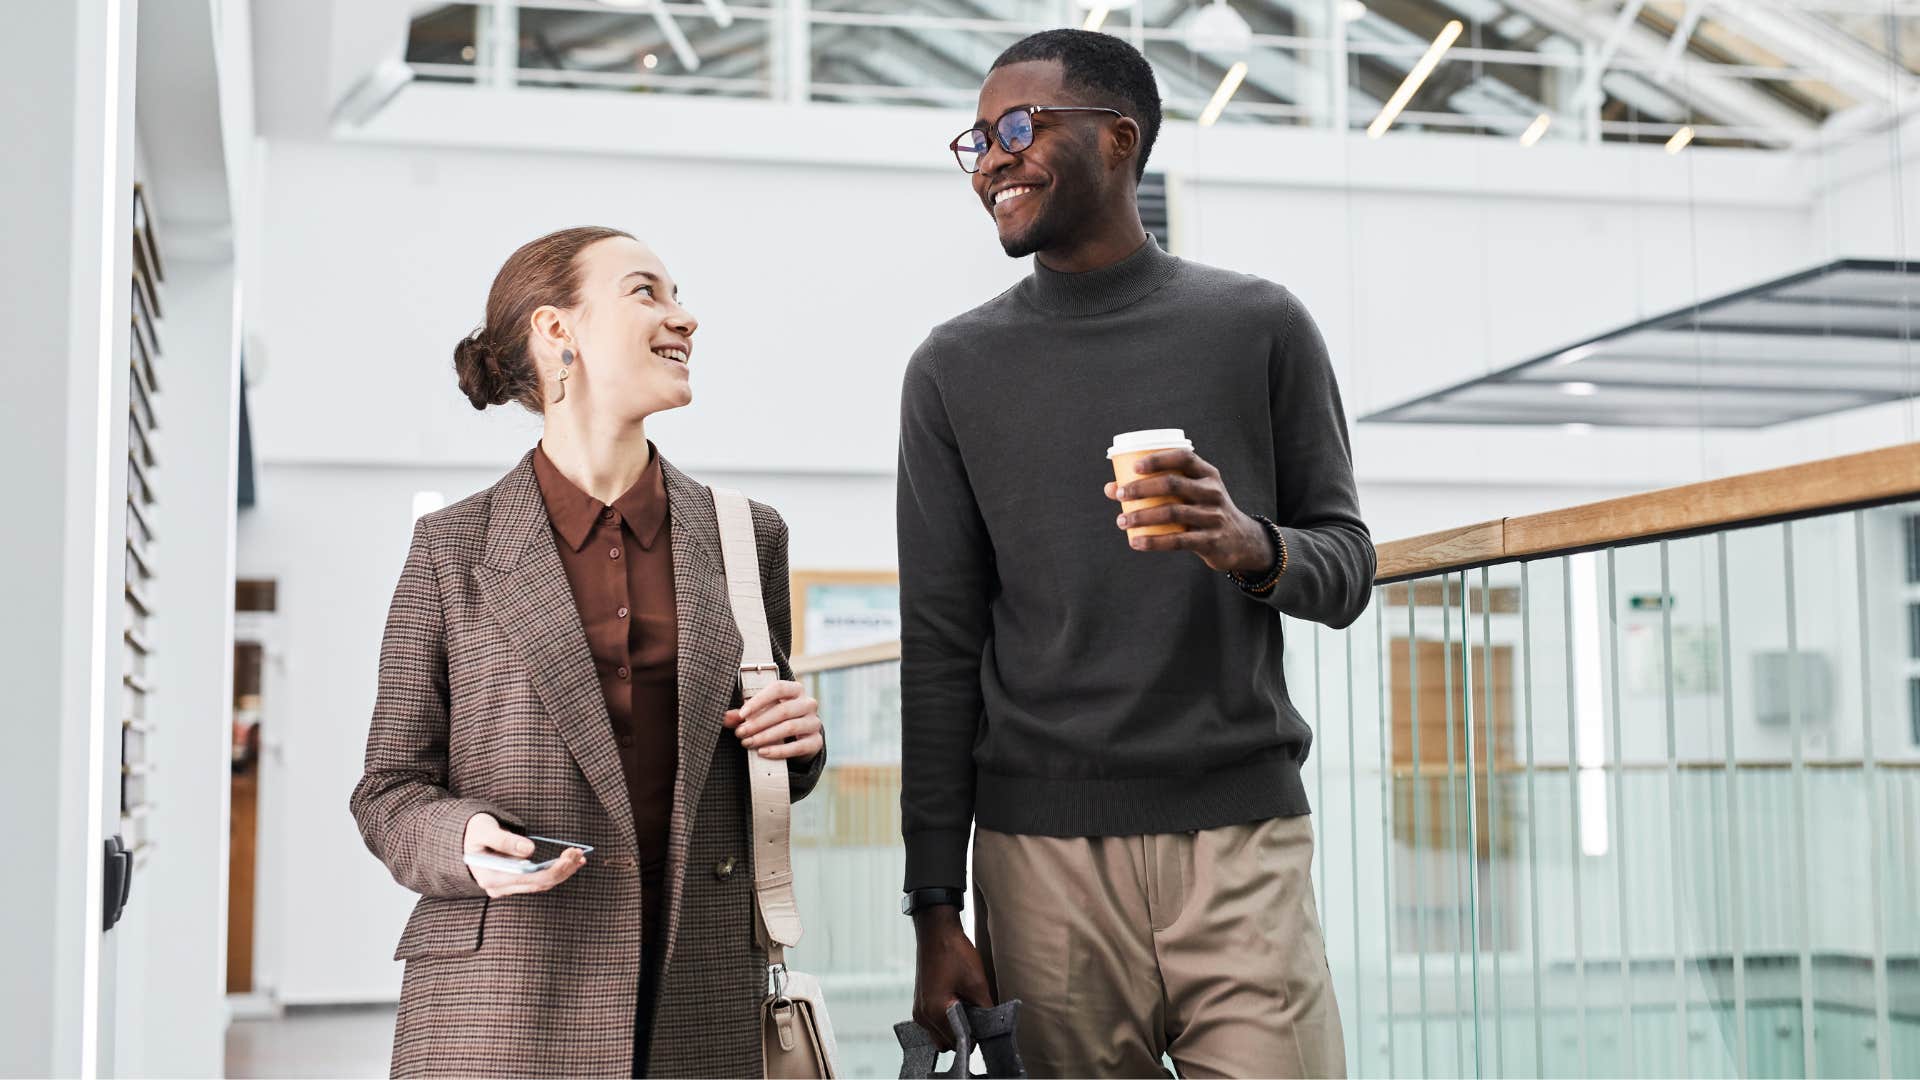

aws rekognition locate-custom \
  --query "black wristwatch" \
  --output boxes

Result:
[901,887,966,917]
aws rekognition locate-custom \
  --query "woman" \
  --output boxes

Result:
[350,226,826,1078]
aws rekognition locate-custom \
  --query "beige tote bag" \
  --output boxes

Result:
[712,486,841,1080]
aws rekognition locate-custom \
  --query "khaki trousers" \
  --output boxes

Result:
[973,815,1345,1079]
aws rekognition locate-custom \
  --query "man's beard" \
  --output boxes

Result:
[997,157,1100,259]
[998,199,1072,258]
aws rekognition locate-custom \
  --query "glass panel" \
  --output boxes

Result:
[1351,592,1397,1078]
[1719,521,1811,1077]
[1150,43,1316,128]
[1781,512,1879,1079]
[811,20,1019,109]
[1389,576,1437,1074]
[790,659,911,1077]
[1692,296,1920,338]
[1815,12,1920,76]
[1469,564,1529,1077]
[1372,587,1404,1078]
[1291,604,1377,1075]
[1858,501,1920,1078]
[1443,573,1468,1078]
[1507,555,1587,1078]
[435,5,779,99]
[1512,344,1920,394]
[405,3,480,78]
[1328,500,1920,1079]
[1389,381,1883,428]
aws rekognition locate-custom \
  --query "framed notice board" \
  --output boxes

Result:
[790,570,899,656]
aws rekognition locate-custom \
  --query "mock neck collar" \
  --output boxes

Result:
[1024,235,1179,317]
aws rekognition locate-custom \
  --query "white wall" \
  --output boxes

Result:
[1788,114,1920,456]
[249,132,1845,488]
[246,139,1019,475]
[131,253,243,1077]
[1807,112,1920,261]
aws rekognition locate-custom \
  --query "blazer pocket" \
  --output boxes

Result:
[393,895,488,961]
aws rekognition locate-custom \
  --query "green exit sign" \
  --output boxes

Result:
[1629,594,1673,611]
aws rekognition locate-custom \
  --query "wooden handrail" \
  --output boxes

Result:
[1375,441,1920,583]
[790,442,1920,673]
[789,639,901,676]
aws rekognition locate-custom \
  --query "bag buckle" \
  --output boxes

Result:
[741,663,781,675]
[767,961,791,1002]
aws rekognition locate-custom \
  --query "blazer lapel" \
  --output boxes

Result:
[659,457,743,973]
[475,453,639,862]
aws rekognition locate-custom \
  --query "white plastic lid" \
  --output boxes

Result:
[1107,428,1193,458]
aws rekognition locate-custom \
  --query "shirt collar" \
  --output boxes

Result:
[531,442,670,552]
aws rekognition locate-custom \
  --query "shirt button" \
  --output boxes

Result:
[619,733,634,748]
[617,665,630,679]
[600,507,616,522]
[609,547,622,560]
[617,606,629,619]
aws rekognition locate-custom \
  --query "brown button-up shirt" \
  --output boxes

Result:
[531,444,678,938]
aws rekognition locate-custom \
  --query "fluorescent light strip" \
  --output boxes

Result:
[1519,112,1551,147]
[1197,61,1249,127]
[1083,3,1110,30]
[1367,20,1462,139]
[1666,125,1695,153]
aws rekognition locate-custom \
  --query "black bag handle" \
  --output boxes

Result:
[894,1000,1028,1079]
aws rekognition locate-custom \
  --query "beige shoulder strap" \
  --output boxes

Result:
[710,486,804,957]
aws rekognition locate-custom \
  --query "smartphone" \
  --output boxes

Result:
[463,835,594,875]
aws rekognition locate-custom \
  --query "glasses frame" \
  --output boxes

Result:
[949,104,1126,173]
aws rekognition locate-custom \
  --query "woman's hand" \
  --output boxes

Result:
[463,813,585,898]
[723,680,824,762]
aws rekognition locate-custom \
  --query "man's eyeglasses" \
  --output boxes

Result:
[949,105,1125,174]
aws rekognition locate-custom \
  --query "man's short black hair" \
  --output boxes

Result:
[991,29,1162,182]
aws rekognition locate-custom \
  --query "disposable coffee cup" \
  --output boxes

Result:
[1107,428,1195,540]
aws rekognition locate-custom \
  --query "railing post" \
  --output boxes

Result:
[481,0,518,90]
[782,0,811,104]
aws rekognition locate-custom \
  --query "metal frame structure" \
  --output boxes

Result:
[398,0,1917,149]
[1361,257,1920,428]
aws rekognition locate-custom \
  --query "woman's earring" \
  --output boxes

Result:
[550,348,574,404]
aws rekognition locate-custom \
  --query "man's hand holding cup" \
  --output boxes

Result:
[1104,429,1274,575]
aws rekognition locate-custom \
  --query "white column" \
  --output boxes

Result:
[1294,0,1332,130]
[1329,0,1351,132]
[0,1,138,1076]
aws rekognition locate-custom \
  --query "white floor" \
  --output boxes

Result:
[220,983,918,1078]
[225,1004,395,1079]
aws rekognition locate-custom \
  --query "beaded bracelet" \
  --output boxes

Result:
[1228,515,1288,597]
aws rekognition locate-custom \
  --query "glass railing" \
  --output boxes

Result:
[397,1,1854,148]
[788,443,1920,1079]
[788,643,911,1078]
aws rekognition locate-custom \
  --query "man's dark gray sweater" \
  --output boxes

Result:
[897,237,1375,892]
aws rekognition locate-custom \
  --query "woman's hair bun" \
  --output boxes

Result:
[452,329,511,410]
[456,226,634,413]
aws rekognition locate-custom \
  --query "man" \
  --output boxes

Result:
[895,28,1374,1079]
